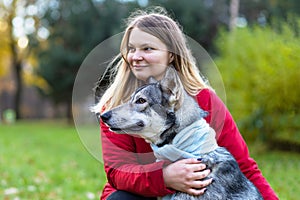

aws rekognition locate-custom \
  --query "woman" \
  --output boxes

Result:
[96,7,278,200]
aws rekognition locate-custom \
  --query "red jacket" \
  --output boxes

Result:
[99,88,278,200]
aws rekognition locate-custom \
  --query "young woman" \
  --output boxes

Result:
[96,7,278,200]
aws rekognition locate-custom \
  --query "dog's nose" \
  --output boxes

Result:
[100,111,112,122]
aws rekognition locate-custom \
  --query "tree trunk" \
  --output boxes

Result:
[229,0,240,31]
[14,61,22,119]
[8,0,23,120]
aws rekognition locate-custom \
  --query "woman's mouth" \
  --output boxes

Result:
[132,64,147,69]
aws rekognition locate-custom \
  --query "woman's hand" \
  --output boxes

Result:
[162,158,213,196]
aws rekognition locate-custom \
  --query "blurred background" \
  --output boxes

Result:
[1,0,299,199]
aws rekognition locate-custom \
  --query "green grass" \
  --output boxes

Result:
[249,143,300,200]
[1,121,300,200]
[0,120,106,200]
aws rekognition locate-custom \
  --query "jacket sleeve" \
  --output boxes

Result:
[100,120,174,197]
[196,89,279,200]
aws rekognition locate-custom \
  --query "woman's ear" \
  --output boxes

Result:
[168,52,174,64]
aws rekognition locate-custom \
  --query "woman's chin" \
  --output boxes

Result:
[132,72,149,82]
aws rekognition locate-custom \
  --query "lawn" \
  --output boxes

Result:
[248,143,300,200]
[0,120,106,200]
[1,121,299,200]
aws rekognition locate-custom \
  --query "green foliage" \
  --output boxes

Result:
[35,0,139,120]
[214,22,300,145]
[148,0,228,51]
[0,20,10,77]
[36,0,102,104]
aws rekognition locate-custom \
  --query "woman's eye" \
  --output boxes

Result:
[136,98,146,104]
[144,47,153,51]
[128,47,135,52]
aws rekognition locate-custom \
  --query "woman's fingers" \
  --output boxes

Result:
[163,158,213,195]
[194,169,211,180]
[192,177,213,189]
[179,158,207,172]
[186,187,207,196]
[184,178,213,195]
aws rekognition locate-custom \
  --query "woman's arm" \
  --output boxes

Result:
[196,88,279,200]
[101,120,174,197]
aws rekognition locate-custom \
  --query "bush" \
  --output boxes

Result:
[214,22,300,148]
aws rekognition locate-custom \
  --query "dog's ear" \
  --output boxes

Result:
[160,67,183,111]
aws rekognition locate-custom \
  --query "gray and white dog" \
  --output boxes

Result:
[97,67,263,200]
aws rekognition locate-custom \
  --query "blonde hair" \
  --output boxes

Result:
[97,7,209,113]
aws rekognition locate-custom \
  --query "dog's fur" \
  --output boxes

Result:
[96,67,263,200]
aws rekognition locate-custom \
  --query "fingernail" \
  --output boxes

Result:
[197,158,202,161]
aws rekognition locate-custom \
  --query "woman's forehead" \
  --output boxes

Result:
[128,28,167,47]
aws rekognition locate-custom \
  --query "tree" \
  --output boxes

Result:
[229,0,240,31]
[0,0,51,119]
[0,14,10,77]
[1,0,31,119]
[215,24,300,150]
[34,0,146,122]
[147,0,228,52]
[35,0,132,122]
[34,0,92,122]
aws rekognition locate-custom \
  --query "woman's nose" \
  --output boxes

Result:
[132,50,143,61]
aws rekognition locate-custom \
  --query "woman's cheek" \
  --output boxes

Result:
[126,54,132,64]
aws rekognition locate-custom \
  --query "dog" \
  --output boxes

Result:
[96,67,263,200]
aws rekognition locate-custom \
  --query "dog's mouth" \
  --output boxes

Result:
[108,120,145,133]
[109,127,123,132]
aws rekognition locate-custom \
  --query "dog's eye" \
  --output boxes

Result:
[136,98,146,104]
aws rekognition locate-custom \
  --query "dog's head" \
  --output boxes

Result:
[100,67,184,144]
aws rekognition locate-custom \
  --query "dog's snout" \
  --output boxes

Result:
[100,111,112,122]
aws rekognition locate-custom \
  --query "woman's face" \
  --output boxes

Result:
[126,28,173,82]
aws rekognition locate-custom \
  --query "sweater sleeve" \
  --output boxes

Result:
[196,89,279,200]
[100,120,174,197]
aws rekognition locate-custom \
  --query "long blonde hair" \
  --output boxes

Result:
[96,7,209,113]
